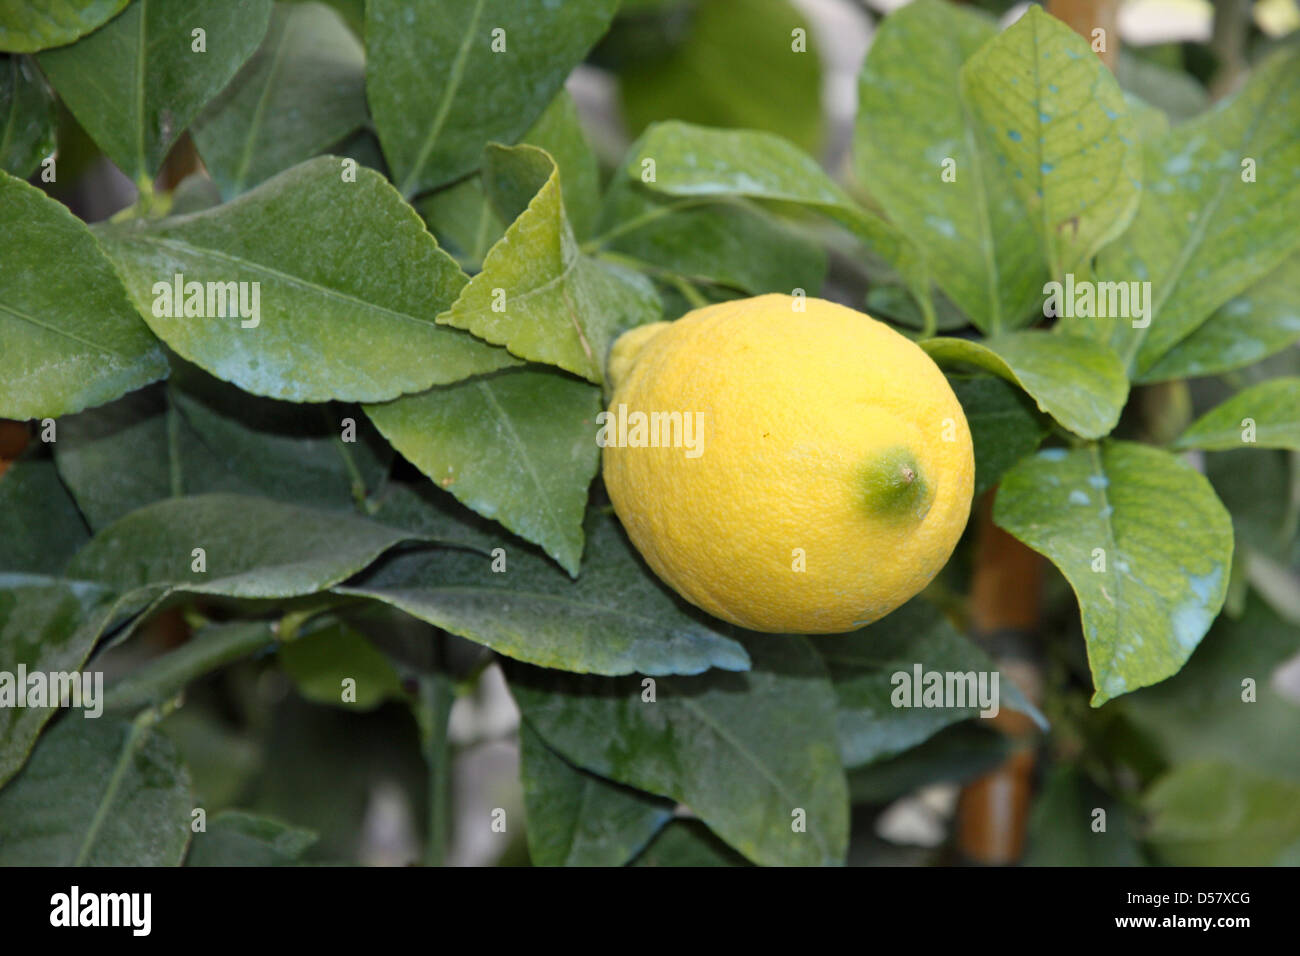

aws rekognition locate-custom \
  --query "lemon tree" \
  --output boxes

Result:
[0,0,1296,869]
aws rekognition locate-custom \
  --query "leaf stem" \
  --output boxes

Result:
[416,635,455,866]
[166,388,183,497]
[74,697,180,865]
[918,291,938,340]
[103,620,276,712]
[580,195,727,253]
[323,406,372,513]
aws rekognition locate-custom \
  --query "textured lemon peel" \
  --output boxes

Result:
[602,294,975,634]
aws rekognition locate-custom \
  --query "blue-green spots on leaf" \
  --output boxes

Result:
[994,442,1233,706]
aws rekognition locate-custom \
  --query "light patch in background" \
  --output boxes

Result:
[449,663,519,745]
[793,0,872,170]
[358,779,420,867]
[1120,0,1214,43]
[875,783,959,847]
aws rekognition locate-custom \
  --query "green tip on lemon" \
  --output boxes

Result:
[861,446,934,521]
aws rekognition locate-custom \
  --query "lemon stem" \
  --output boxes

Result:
[862,447,934,521]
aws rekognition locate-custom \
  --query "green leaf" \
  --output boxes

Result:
[1089,48,1300,380]
[631,819,750,867]
[103,620,276,713]
[810,599,1044,768]
[438,144,655,384]
[593,174,827,297]
[1115,50,1208,123]
[0,577,169,788]
[364,480,503,554]
[0,0,129,53]
[418,177,506,273]
[1174,377,1300,452]
[191,1,367,198]
[520,90,601,241]
[65,492,418,598]
[333,125,386,176]
[854,0,1043,333]
[97,156,517,402]
[520,722,673,867]
[1205,448,1296,565]
[0,453,89,574]
[0,575,114,787]
[186,810,317,866]
[630,121,853,219]
[51,386,203,530]
[0,713,192,865]
[950,375,1049,497]
[168,171,224,216]
[922,332,1129,440]
[169,361,392,506]
[365,367,601,576]
[1123,594,1300,783]
[866,283,969,333]
[1144,762,1300,866]
[959,5,1141,280]
[588,260,665,356]
[629,121,932,324]
[37,0,273,181]
[365,0,619,198]
[339,509,750,676]
[1022,765,1143,866]
[0,170,167,419]
[846,722,1012,805]
[416,92,597,271]
[157,707,261,811]
[0,55,55,176]
[1121,90,1171,145]
[993,442,1234,705]
[509,635,848,866]
[618,0,824,156]
[279,620,405,711]
[411,669,454,866]
[1142,256,1300,381]
[54,367,390,530]
[449,143,597,373]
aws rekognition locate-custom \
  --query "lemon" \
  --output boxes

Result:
[601,294,974,634]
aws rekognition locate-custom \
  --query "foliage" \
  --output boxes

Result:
[1,0,1297,866]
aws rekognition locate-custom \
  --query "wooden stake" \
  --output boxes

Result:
[1048,0,1120,70]
[954,491,1044,863]
[0,420,29,478]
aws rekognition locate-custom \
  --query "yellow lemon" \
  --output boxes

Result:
[601,294,974,634]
